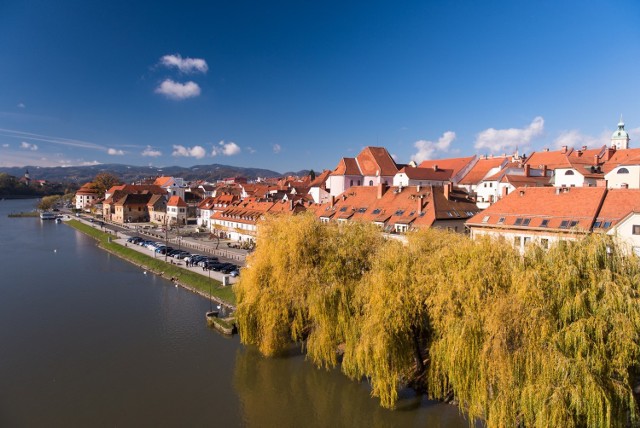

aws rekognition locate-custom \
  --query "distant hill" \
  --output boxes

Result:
[0,163,306,184]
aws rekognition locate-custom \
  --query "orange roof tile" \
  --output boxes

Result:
[418,156,475,176]
[458,157,509,185]
[167,195,187,207]
[602,148,640,174]
[356,146,398,176]
[594,189,640,229]
[331,157,361,176]
[467,187,607,231]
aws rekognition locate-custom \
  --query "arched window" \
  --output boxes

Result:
[618,168,630,174]
[369,180,373,186]
[357,180,361,186]
[350,180,353,186]
[564,170,575,175]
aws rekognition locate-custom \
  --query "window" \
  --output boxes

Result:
[514,218,523,226]
[569,220,578,228]
[603,221,612,228]
[395,209,405,216]
[564,170,575,175]
[369,180,373,186]
[522,218,531,226]
[559,220,569,229]
[633,225,640,235]
[524,237,531,246]
[358,207,367,213]
[339,207,348,212]
[541,238,549,249]
[541,219,549,227]
[350,180,353,186]
[482,215,490,223]
[372,208,381,214]
[593,221,602,228]
[617,168,630,174]
[498,217,505,224]
[514,236,522,247]
[357,180,361,186]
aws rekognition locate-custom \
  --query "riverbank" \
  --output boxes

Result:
[66,220,236,307]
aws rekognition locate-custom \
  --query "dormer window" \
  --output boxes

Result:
[564,170,575,175]
[617,168,630,174]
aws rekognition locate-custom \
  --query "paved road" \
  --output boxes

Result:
[68,213,244,285]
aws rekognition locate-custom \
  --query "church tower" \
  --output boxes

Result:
[611,116,630,150]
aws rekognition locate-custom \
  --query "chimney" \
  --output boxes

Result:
[594,154,599,166]
[330,195,335,208]
[417,195,423,215]
[582,145,588,151]
[622,183,629,189]
[416,184,421,192]
[604,147,615,161]
[289,199,294,211]
[577,150,583,157]
[377,182,387,199]
[444,182,452,200]
[432,164,438,171]
[561,145,568,154]
[524,164,530,177]
[542,165,548,177]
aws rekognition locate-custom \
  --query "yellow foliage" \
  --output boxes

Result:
[236,215,640,427]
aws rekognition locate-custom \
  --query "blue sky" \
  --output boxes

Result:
[1,1,639,173]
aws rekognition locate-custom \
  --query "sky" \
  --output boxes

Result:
[1,1,640,173]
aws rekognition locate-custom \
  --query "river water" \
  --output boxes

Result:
[0,199,471,427]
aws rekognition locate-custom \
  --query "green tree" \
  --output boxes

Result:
[38,195,61,210]
[92,172,121,197]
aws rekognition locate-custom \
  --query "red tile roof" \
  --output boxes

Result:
[467,187,607,231]
[594,189,640,229]
[458,157,509,185]
[331,157,361,176]
[167,196,187,207]
[418,156,475,176]
[311,184,479,230]
[398,166,454,181]
[602,148,640,174]
[356,146,398,176]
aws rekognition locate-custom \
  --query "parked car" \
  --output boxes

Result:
[127,236,142,243]
[157,247,174,255]
[229,269,240,277]
[221,264,237,274]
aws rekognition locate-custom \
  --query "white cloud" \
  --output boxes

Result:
[172,144,206,159]
[474,116,544,153]
[80,161,101,166]
[107,148,124,155]
[142,146,162,157]
[246,146,256,154]
[160,54,208,74]
[212,140,241,156]
[20,141,38,151]
[273,144,282,154]
[155,79,201,100]
[410,131,456,164]
[391,153,398,161]
[17,103,25,109]
[2,143,9,148]
[552,129,610,150]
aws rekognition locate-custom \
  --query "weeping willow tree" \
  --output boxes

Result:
[235,212,382,359]
[236,213,640,427]
[235,212,326,356]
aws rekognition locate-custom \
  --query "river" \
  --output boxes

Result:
[0,199,472,427]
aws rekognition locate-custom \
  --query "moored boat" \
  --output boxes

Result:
[40,211,56,220]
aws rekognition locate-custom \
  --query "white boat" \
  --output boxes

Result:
[40,212,57,220]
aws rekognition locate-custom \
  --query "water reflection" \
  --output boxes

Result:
[233,346,470,428]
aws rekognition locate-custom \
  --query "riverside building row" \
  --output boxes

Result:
[74,119,640,254]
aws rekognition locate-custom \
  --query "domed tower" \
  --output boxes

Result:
[611,116,630,150]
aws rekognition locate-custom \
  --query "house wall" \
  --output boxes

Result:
[469,227,582,253]
[608,213,640,256]
[114,204,149,223]
[327,175,363,197]
[605,166,640,189]
[554,168,585,187]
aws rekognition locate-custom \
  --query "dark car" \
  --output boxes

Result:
[221,265,238,274]
[157,247,174,255]
[204,261,225,271]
